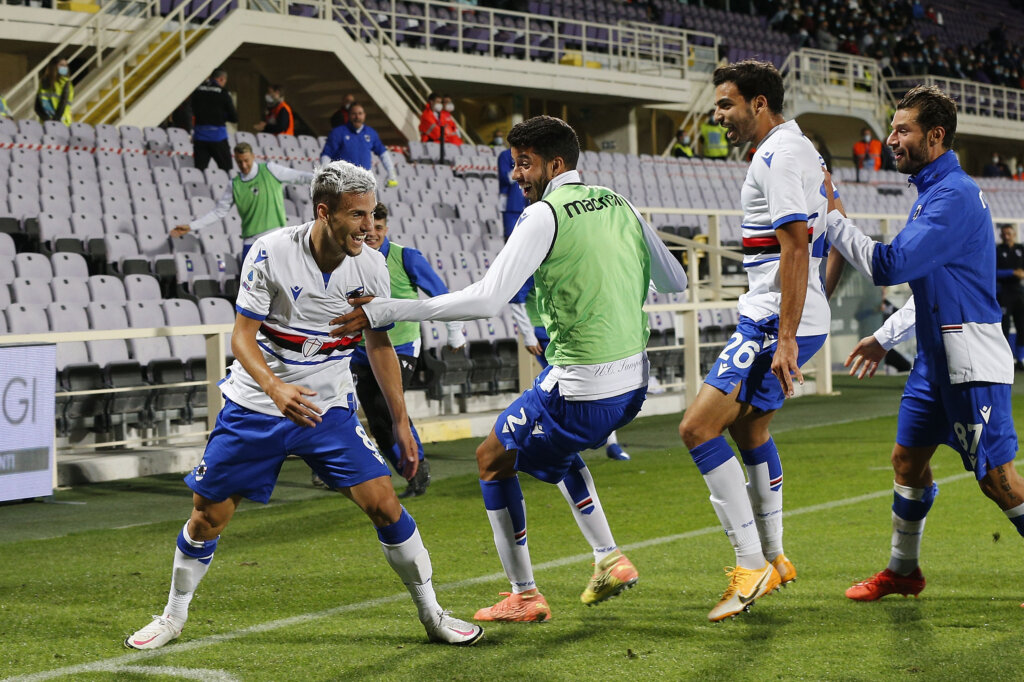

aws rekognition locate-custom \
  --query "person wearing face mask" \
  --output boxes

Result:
[699,109,729,160]
[853,127,882,171]
[253,84,293,136]
[983,153,1010,178]
[35,57,73,126]
[441,95,462,146]
[1014,165,1024,181]
[671,129,694,158]
[170,142,313,261]
[418,93,445,143]
[490,129,504,147]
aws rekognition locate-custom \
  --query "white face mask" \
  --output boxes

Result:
[432,102,443,113]
[863,135,871,142]
[493,136,504,145]
[57,65,69,77]
[265,94,276,105]
[444,103,455,112]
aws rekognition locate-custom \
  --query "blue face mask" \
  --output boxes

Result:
[57,65,69,77]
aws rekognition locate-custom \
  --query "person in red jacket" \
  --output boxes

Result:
[853,126,882,170]
[441,95,462,146]
[418,93,444,143]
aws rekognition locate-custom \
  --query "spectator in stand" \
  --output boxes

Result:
[170,142,313,260]
[418,93,444,143]
[320,103,398,187]
[329,93,355,129]
[983,154,1011,178]
[164,100,193,133]
[853,127,882,171]
[1014,164,1024,181]
[699,109,728,161]
[441,95,462,146]
[254,84,293,136]
[35,56,73,126]
[996,224,1024,369]
[190,68,237,172]
[671,129,694,158]
[815,20,838,52]
[490,129,505,146]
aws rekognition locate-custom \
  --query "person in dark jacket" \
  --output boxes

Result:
[191,68,237,171]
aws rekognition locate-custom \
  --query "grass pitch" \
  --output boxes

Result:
[2,375,1022,681]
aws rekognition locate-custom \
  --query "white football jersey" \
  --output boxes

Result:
[737,120,830,336]
[222,222,392,416]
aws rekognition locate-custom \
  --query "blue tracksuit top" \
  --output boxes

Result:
[870,150,1011,384]
[322,122,387,169]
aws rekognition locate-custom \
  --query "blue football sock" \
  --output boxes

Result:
[887,482,937,575]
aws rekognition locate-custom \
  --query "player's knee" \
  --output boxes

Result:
[679,415,709,450]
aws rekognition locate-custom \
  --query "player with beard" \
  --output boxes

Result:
[677,60,845,622]
[825,85,1023,602]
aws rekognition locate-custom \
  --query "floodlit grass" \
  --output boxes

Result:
[2,375,1022,681]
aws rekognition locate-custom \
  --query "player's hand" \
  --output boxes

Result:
[823,170,836,213]
[170,225,191,238]
[253,121,266,132]
[386,179,399,188]
[329,296,376,337]
[771,337,803,397]
[1014,268,1024,280]
[845,335,886,379]
[393,422,418,481]
[525,343,543,356]
[268,382,322,427]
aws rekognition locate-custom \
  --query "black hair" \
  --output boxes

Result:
[712,60,785,114]
[506,115,580,169]
[897,85,957,149]
[373,202,388,221]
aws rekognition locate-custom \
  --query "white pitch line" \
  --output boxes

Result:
[4,471,974,682]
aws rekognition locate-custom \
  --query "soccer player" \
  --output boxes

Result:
[331,115,687,622]
[823,85,1023,601]
[677,60,843,622]
[508,288,632,461]
[349,202,466,497]
[125,161,482,650]
[171,142,313,261]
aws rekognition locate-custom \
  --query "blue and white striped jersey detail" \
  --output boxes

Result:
[737,120,831,337]
[221,222,392,417]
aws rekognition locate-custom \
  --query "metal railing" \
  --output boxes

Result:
[886,75,1024,121]
[781,48,894,127]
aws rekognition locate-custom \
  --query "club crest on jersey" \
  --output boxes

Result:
[193,458,207,481]
[302,336,324,357]
[912,204,922,220]
[251,186,260,196]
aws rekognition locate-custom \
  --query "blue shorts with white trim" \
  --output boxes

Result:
[897,366,1017,480]
[494,365,646,484]
[703,315,826,412]
[186,397,390,503]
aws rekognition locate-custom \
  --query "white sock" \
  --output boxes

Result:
[605,430,619,446]
[557,461,618,562]
[704,458,763,569]
[380,527,442,622]
[887,482,934,575]
[485,507,536,593]
[164,522,216,623]
[745,470,783,561]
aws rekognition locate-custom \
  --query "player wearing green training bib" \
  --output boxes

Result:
[170,142,314,261]
[332,116,687,624]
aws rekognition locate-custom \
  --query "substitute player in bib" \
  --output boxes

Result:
[677,60,845,622]
[171,142,314,261]
[331,116,687,622]
[349,201,466,497]
[823,86,1023,602]
[125,161,482,650]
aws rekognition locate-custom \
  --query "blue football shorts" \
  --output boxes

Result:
[896,365,1017,480]
[186,397,390,503]
[704,314,827,412]
[494,365,647,484]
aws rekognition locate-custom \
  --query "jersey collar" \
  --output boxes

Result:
[909,149,959,192]
[378,236,391,258]
[541,169,582,200]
